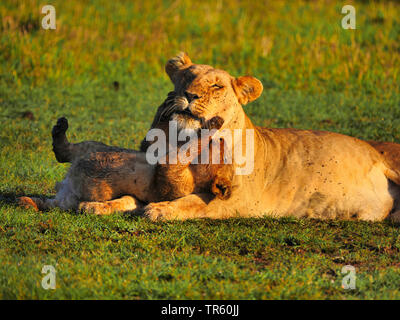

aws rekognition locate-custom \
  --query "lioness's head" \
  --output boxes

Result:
[163,52,263,131]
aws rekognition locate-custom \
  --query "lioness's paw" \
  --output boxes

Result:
[144,202,173,221]
[52,117,68,139]
[79,201,110,215]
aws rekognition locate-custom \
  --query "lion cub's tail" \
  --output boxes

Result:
[52,117,132,163]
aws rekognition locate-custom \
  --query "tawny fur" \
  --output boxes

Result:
[19,97,233,213]
[143,53,400,222]
[20,52,400,222]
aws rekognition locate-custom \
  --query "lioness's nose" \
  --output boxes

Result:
[184,91,200,102]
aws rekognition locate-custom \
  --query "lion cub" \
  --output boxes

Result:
[19,116,234,214]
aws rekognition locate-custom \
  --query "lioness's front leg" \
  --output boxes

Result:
[79,195,143,215]
[143,192,241,221]
[144,194,213,221]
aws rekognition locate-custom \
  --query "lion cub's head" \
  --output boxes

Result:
[163,52,263,131]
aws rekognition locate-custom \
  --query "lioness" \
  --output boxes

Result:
[141,53,400,221]
[20,53,400,222]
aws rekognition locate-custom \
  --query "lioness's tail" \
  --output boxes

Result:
[368,140,400,185]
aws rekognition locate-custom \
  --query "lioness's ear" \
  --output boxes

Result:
[232,76,263,105]
[165,52,192,83]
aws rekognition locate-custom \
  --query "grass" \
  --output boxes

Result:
[0,0,399,299]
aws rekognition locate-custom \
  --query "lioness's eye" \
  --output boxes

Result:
[211,84,224,89]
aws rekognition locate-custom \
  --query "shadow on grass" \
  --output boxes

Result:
[2,191,399,229]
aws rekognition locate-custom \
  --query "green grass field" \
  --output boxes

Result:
[1,0,400,299]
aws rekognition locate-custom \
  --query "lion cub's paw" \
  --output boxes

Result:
[18,196,40,211]
[211,177,232,200]
[144,202,173,221]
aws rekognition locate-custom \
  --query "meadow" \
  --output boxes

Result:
[0,0,399,299]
